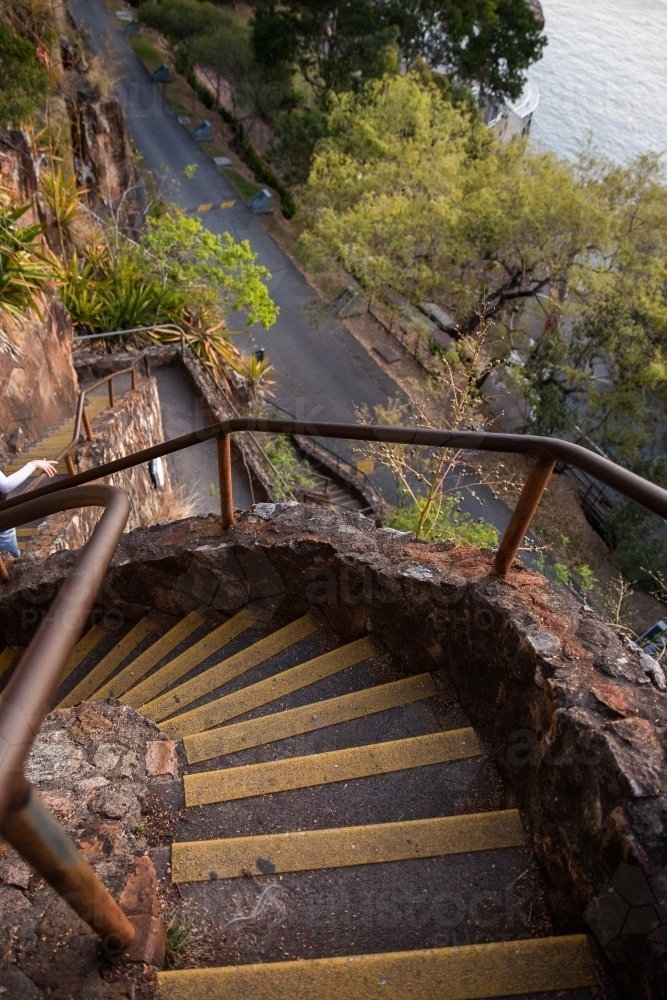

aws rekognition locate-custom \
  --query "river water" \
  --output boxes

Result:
[526,0,667,163]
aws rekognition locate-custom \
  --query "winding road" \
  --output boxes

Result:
[70,0,398,458]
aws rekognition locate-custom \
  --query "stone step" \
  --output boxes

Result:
[183,728,480,807]
[4,398,109,471]
[155,935,597,1000]
[91,610,204,701]
[156,636,376,737]
[171,808,526,882]
[137,614,318,722]
[122,609,257,709]
[59,616,158,708]
[183,672,437,763]
[60,625,107,684]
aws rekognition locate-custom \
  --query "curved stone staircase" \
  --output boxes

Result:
[2,606,602,999]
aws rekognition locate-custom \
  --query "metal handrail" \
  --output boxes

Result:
[0,485,136,953]
[0,419,666,950]
[29,352,150,491]
[1,418,666,573]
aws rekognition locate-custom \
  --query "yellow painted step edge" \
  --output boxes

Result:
[184,727,481,807]
[139,613,317,723]
[183,672,437,763]
[171,808,526,882]
[91,611,204,701]
[156,934,597,1000]
[60,625,107,683]
[157,635,375,735]
[0,647,20,680]
[122,609,256,709]
[58,617,157,708]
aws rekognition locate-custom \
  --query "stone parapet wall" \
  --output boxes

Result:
[1,503,666,996]
[25,375,170,557]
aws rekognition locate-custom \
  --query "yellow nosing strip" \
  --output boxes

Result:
[184,672,436,763]
[140,613,317,724]
[158,635,375,735]
[60,626,107,683]
[184,728,480,807]
[58,617,157,708]
[92,611,204,701]
[123,609,256,709]
[0,647,20,679]
[172,808,526,882]
[156,934,597,1000]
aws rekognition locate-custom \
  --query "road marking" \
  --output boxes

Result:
[60,626,107,683]
[91,611,203,701]
[159,636,375,736]
[220,199,235,208]
[172,808,526,882]
[156,935,597,999]
[197,202,213,212]
[139,614,317,723]
[183,672,437,763]
[184,728,480,807]
[122,609,256,709]
[59,617,157,708]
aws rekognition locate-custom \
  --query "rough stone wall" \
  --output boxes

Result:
[25,376,171,556]
[0,700,170,997]
[1,504,666,997]
[0,293,79,460]
[68,92,146,235]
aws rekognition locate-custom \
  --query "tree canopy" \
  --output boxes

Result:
[299,72,667,468]
[252,0,545,101]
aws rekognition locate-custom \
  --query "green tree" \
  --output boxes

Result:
[252,0,545,101]
[187,20,254,112]
[0,22,49,128]
[0,200,52,320]
[138,0,228,42]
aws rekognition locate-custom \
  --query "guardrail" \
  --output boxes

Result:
[0,419,666,950]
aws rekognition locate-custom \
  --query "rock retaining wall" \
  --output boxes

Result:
[0,504,665,996]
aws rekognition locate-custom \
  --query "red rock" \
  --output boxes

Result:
[145,740,178,779]
[119,856,159,918]
[591,683,634,717]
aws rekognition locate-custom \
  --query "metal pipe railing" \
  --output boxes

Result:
[0,485,135,953]
[1,419,667,577]
[0,421,666,947]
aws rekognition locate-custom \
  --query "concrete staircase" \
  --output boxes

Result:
[1,607,601,998]
[3,395,108,551]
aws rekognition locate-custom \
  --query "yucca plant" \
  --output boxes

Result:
[0,199,53,319]
[236,352,277,410]
[55,251,106,331]
[40,167,86,256]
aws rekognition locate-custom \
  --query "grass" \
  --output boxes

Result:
[167,95,192,119]
[165,915,194,969]
[129,36,162,66]
[223,167,262,200]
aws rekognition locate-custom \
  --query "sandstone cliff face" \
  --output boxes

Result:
[0,293,79,459]
[68,91,146,235]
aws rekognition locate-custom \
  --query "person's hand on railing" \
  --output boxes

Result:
[32,460,58,478]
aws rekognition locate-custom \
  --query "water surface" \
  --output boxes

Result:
[526,0,667,163]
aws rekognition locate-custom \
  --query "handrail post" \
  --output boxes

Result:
[108,378,115,407]
[131,366,136,390]
[493,456,556,577]
[0,555,8,582]
[217,434,234,530]
[82,406,93,442]
[65,454,76,477]
[1,786,135,955]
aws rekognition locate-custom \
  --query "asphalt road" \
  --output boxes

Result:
[70,0,398,461]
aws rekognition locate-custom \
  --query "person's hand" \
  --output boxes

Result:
[32,459,58,477]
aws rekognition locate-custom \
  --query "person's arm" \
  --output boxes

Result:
[0,459,57,493]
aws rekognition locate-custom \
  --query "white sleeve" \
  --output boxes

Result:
[0,463,36,493]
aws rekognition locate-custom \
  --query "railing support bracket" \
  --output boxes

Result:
[493,456,556,578]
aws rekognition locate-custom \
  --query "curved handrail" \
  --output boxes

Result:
[1,419,666,524]
[0,485,135,950]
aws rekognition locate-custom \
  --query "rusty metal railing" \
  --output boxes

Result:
[0,420,666,951]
